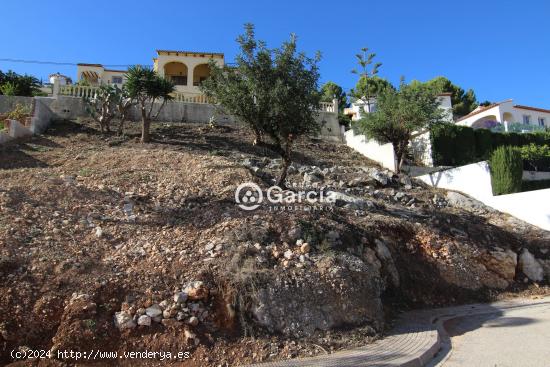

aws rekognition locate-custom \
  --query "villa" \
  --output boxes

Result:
[76,49,225,95]
[344,93,454,123]
[456,99,550,130]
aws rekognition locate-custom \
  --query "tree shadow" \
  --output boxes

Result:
[0,141,50,170]
[46,119,103,138]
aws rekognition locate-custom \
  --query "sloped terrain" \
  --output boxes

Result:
[0,119,549,366]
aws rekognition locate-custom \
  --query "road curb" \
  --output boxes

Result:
[244,296,550,367]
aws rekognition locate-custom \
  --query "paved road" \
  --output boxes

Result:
[439,302,550,367]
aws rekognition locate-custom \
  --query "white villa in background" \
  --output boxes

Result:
[456,99,550,130]
[49,72,71,85]
[76,49,224,94]
[344,93,454,123]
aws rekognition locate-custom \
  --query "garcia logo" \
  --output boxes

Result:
[235,182,335,211]
[235,182,264,211]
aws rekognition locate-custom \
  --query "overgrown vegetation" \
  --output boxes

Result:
[0,70,42,97]
[124,66,175,143]
[83,85,135,135]
[490,146,523,195]
[202,24,322,186]
[5,103,31,122]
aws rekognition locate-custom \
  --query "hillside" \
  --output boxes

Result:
[0,119,549,366]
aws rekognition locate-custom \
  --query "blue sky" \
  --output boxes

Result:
[1,0,549,107]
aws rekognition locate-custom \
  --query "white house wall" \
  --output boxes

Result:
[344,129,396,171]
[417,161,550,231]
[458,100,550,129]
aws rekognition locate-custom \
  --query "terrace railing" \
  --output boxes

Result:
[319,101,336,113]
[171,92,211,104]
[56,85,338,114]
[59,85,99,98]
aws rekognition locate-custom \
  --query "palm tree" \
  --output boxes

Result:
[125,65,175,142]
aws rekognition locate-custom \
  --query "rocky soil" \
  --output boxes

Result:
[0,119,549,366]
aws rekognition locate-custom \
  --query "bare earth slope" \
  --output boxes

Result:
[0,120,549,366]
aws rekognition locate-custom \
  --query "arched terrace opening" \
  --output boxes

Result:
[502,112,515,124]
[193,64,211,86]
[471,115,500,130]
[164,62,188,86]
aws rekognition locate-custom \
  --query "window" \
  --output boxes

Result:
[112,76,123,84]
[523,115,531,124]
[539,117,546,127]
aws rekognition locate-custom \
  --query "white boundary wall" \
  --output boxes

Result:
[344,129,396,171]
[418,161,550,231]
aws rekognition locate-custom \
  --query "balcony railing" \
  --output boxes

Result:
[57,86,338,113]
[59,85,99,98]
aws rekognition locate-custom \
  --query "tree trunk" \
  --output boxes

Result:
[277,155,291,188]
[252,126,263,146]
[276,138,293,188]
[118,119,125,136]
[393,141,408,173]
[141,105,150,143]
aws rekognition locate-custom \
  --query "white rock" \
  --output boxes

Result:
[519,249,544,282]
[95,227,103,238]
[283,249,294,260]
[137,315,151,326]
[187,316,199,326]
[114,311,136,330]
[145,304,163,318]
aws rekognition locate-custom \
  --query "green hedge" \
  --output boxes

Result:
[522,179,550,192]
[431,124,475,165]
[490,146,523,195]
[518,144,550,171]
[431,124,550,166]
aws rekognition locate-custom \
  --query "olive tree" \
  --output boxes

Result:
[202,24,321,186]
[201,24,272,145]
[359,80,446,172]
[263,35,322,186]
[125,66,174,142]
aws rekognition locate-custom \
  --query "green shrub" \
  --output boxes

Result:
[6,103,31,122]
[474,128,493,160]
[490,146,523,195]
[431,124,550,166]
[521,179,550,192]
[430,124,476,165]
[430,123,456,165]
[518,144,550,171]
